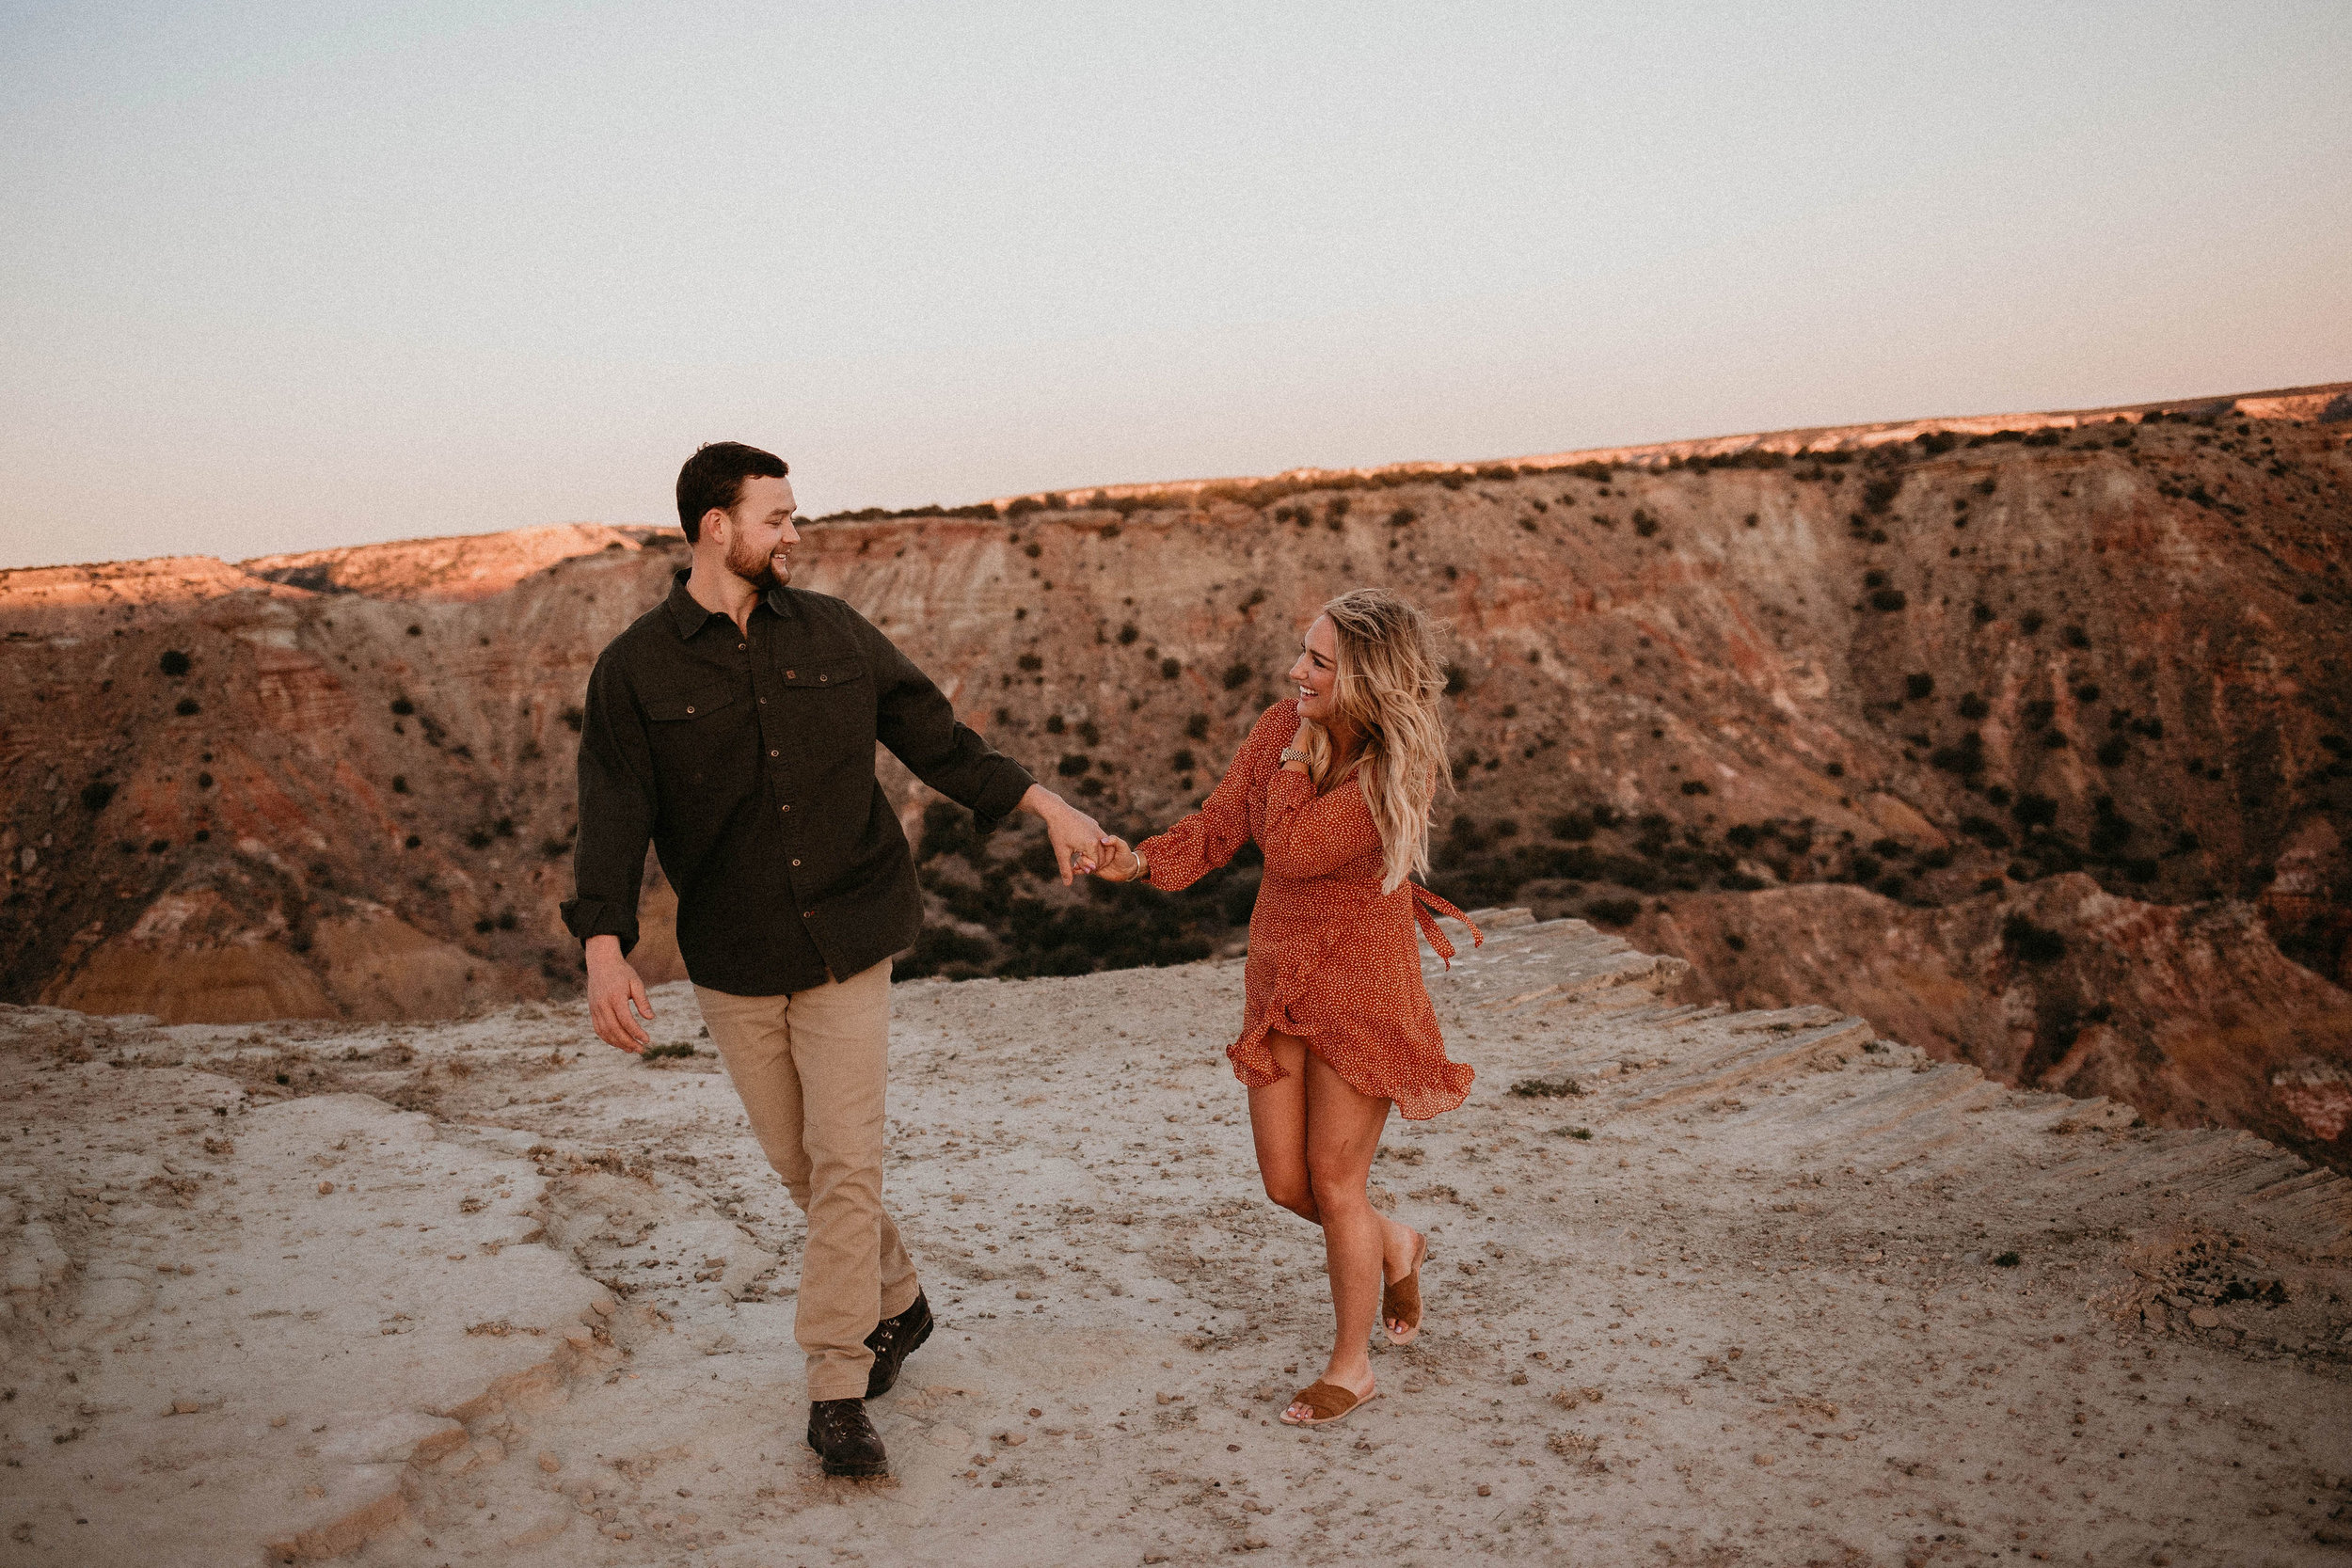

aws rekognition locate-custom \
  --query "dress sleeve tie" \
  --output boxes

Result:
[1408,884,1483,969]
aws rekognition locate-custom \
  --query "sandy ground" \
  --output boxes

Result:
[5,912,2351,1567]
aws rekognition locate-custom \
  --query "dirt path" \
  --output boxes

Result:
[5,914,2349,1564]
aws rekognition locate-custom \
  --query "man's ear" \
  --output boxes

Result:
[701,506,729,543]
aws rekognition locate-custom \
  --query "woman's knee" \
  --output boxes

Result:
[1262,1173,1316,1217]
[1305,1161,1370,1213]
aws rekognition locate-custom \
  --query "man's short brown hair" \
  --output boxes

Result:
[676,442,788,543]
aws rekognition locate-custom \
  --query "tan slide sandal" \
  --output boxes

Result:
[1279,1380,1381,1427]
[1382,1228,1429,1347]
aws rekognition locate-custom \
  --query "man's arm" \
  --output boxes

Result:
[855,610,1105,881]
[561,653,659,1051]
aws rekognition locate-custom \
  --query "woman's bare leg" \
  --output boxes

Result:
[1248,1033,1318,1223]
[1280,1044,1398,1418]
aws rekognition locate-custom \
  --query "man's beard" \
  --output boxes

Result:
[725,537,788,590]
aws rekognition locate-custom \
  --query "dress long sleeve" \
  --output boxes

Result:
[1139,704,1295,892]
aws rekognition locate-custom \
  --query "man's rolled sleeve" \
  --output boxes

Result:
[560,653,657,957]
[857,610,1036,830]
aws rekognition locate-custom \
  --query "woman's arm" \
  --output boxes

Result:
[1257,761,1385,880]
[1134,705,1300,893]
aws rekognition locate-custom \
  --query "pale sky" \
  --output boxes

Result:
[2,1,2344,572]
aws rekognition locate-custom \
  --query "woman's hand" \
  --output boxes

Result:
[1091,834,1146,883]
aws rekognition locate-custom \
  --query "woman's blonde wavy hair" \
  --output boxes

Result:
[1293,587,1451,895]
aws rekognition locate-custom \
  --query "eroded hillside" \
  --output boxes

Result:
[1,385,2347,1164]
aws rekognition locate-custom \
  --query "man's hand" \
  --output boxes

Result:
[584,934,653,1053]
[1018,784,1104,885]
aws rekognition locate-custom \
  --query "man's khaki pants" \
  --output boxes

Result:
[693,959,920,1402]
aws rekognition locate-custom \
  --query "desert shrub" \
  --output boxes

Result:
[2019,611,2044,634]
[1914,431,1960,455]
[1509,1076,1583,1099]
[1043,715,1065,735]
[1549,811,1597,843]
[1118,624,1138,644]
[1057,753,1090,777]
[1724,823,1761,849]
[2095,736,2129,768]
[1870,588,1908,612]
[1170,749,1196,774]
[1851,853,1883,883]
[1931,733,1986,777]
[390,696,416,716]
[1584,897,1641,927]
[2073,682,2102,704]
[2001,914,2067,964]
[1388,508,1417,528]
[390,775,408,794]
[2011,792,2058,829]
[1160,658,1181,679]
[1017,653,1043,673]
[80,780,116,812]
[898,926,996,980]
[561,705,584,733]
[1631,510,1660,538]
[2021,698,2056,731]
[2128,716,2163,739]
[159,650,192,676]
[1957,692,1990,720]
[918,800,977,861]
[2062,625,2091,649]
[1443,665,1470,697]
[1221,662,1253,691]
[1183,712,1209,740]
[1573,461,1613,481]
[1959,815,2011,849]
[1077,719,1101,746]
[1679,780,1709,796]
[175,697,199,716]
[1861,477,1900,514]
[1971,602,1995,625]
[1905,673,1935,701]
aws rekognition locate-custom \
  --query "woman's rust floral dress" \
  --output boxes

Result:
[1139,701,1480,1119]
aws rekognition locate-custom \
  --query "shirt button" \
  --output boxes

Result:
[684,705,695,714]
[803,911,814,919]
[738,642,747,651]
[791,858,801,866]
[770,749,779,757]
[779,802,790,812]
[785,669,795,678]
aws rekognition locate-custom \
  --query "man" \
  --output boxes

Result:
[562,442,1105,1478]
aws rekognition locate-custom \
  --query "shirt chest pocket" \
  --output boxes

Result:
[643,684,739,724]
[776,658,866,692]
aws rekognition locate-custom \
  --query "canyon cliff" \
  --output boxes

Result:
[2,384,2346,1164]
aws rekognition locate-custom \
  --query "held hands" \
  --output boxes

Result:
[1091,834,1148,884]
[1021,784,1106,884]
[583,934,653,1053]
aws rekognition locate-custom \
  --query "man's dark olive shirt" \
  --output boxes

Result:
[562,570,1034,996]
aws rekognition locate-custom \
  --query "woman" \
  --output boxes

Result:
[1095,587,1480,1427]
